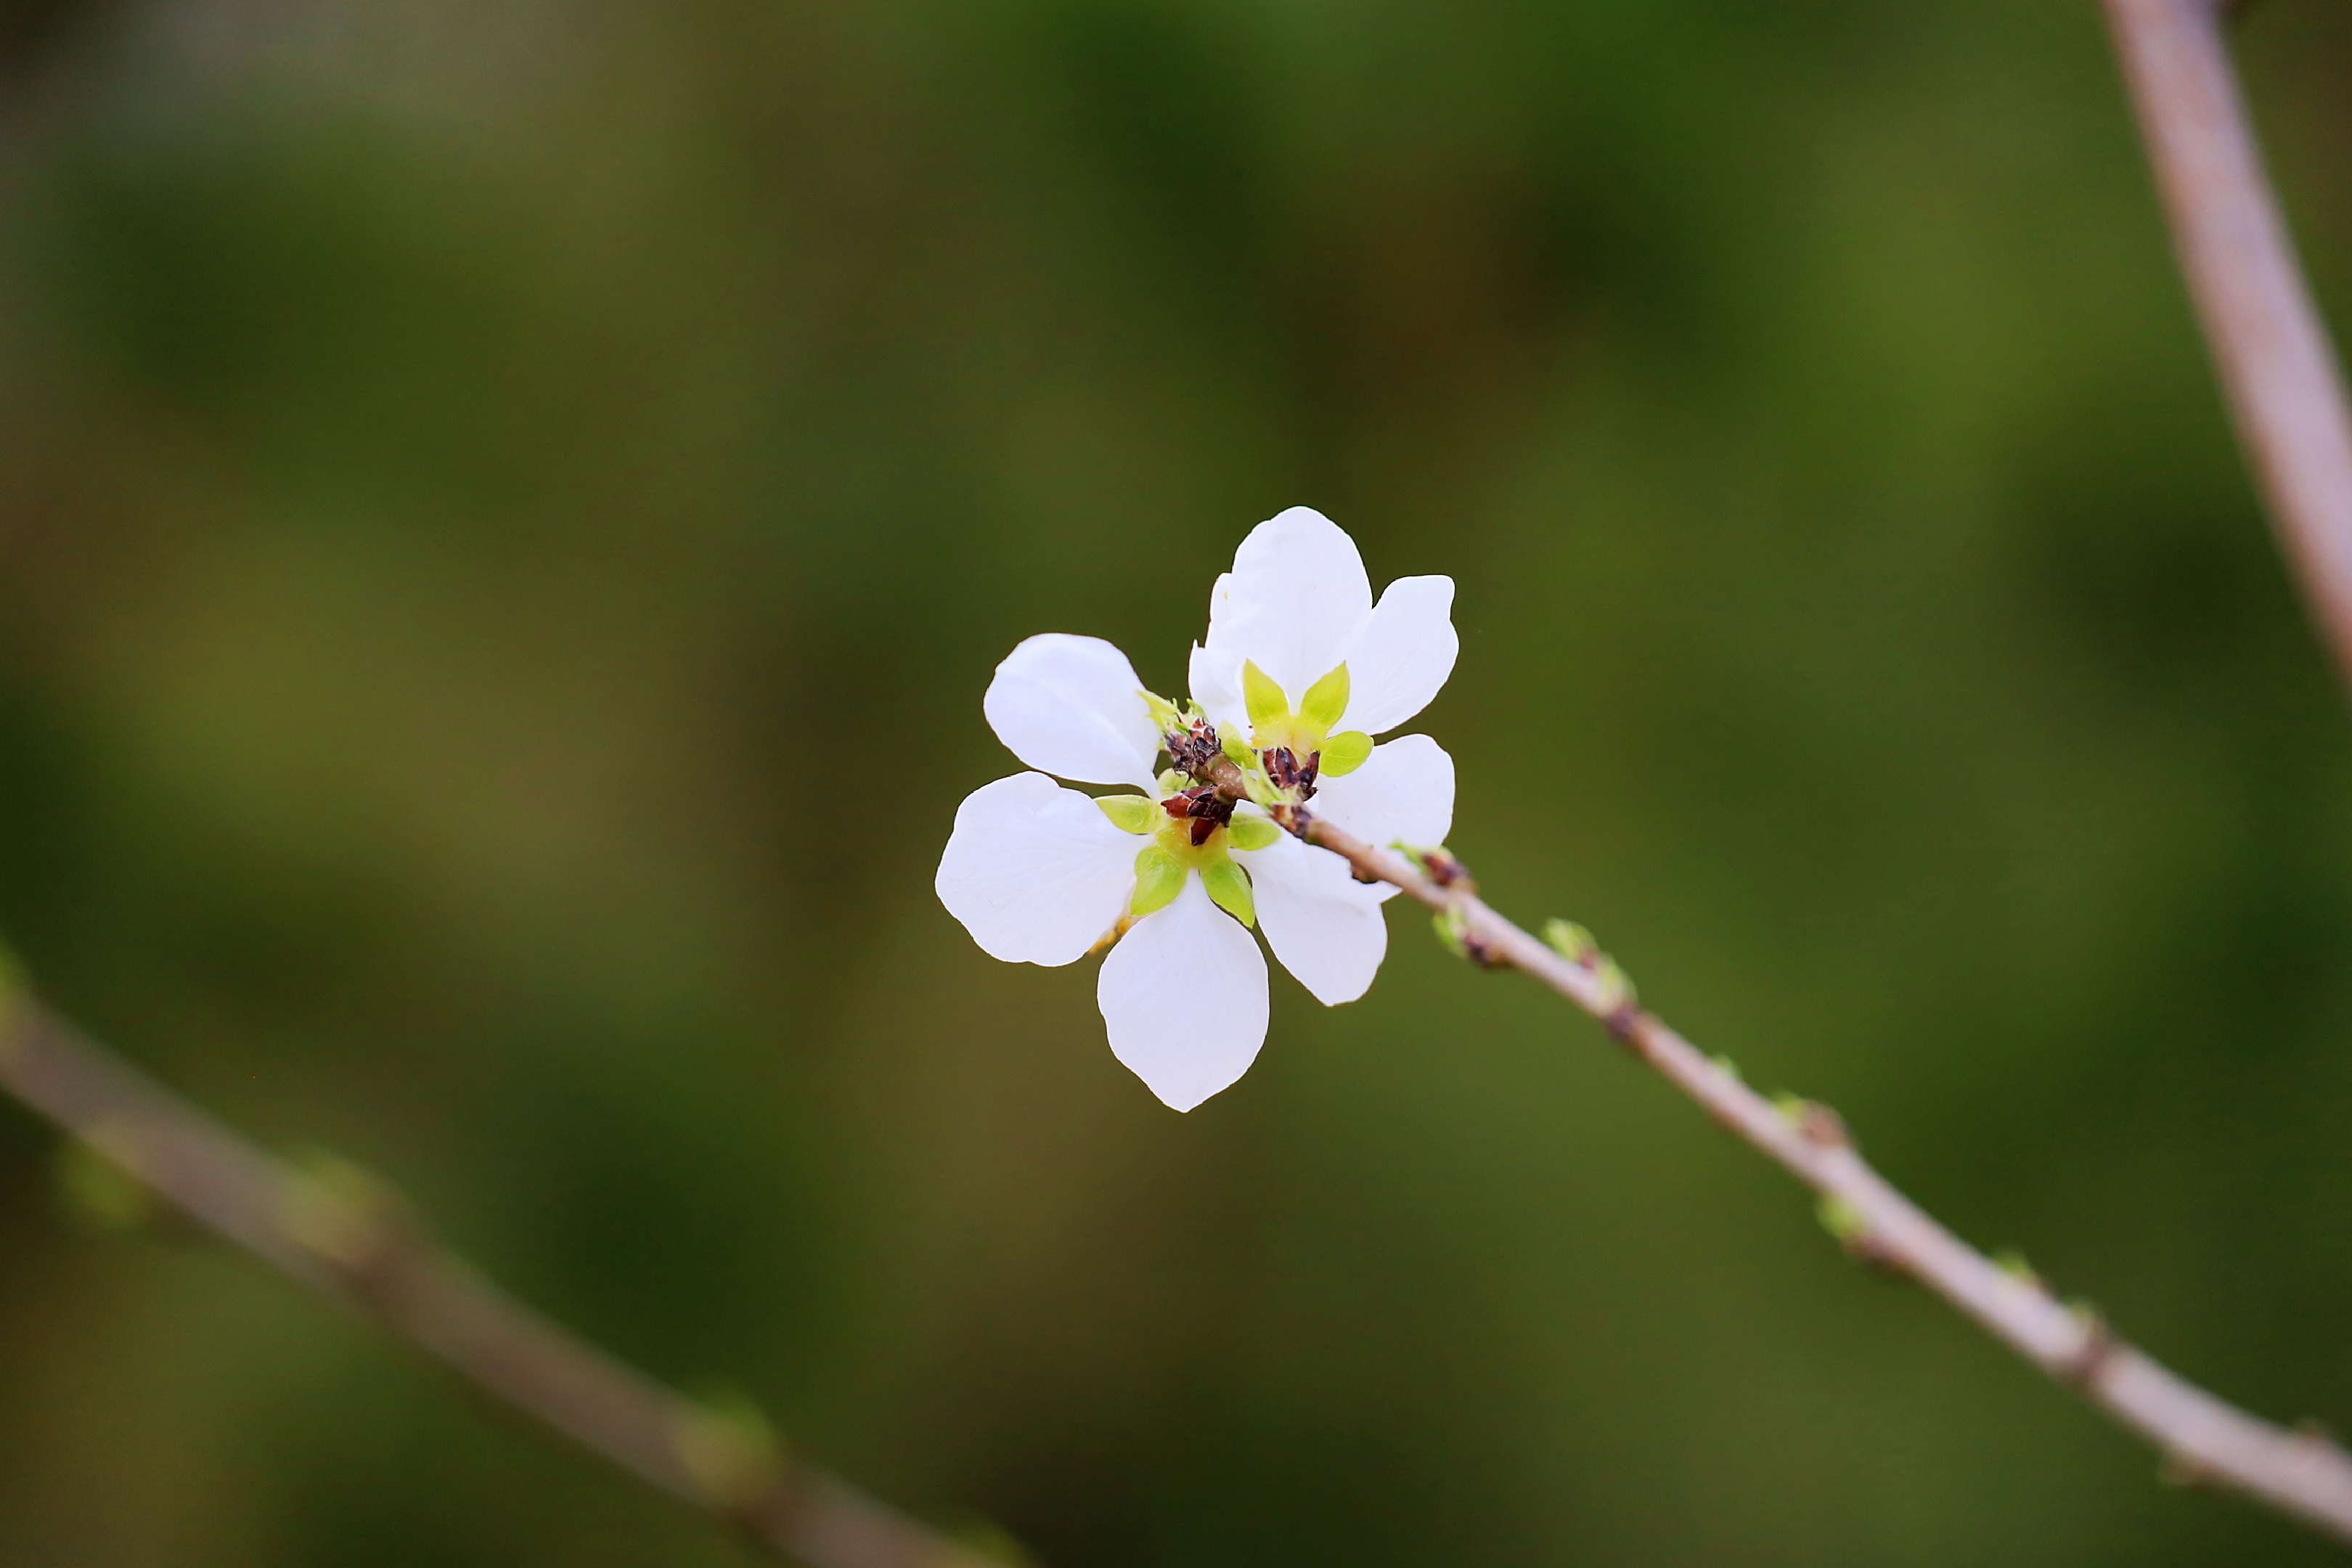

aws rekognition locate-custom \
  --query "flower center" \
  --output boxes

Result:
[1127,809,1254,927]
[1158,783,1236,848]
[1236,660,1373,793]
[1140,656,1376,828]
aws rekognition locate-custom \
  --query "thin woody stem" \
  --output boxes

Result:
[0,989,997,1568]
[1307,812,2352,1545]
[1194,751,2352,1542]
[2104,0,2352,693]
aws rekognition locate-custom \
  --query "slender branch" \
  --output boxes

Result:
[2104,0,2352,693]
[0,984,1001,1568]
[1188,738,2352,1538]
[1291,811,2352,1545]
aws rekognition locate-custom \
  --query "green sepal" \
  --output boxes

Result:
[1157,767,1192,795]
[1130,846,1186,918]
[1140,690,1185,732]
[1241,660,1289,730]
[1227,814,1281,852]
[1217,722,1253,767]
[1299,663,1350,729]
[1201,859,1256,927]
[1243,770,1283,807]
[1318,730,1372,775]
[1097,794,1158,834]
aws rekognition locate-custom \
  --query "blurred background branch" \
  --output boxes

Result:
[0,971,1005,1568]
[2104,0,2352,693]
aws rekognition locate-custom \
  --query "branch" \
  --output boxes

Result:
[0,984,1005,1568]
[2104,0,2352,692]
[1191,743,2352,1535]
[1278,812,2352,1544]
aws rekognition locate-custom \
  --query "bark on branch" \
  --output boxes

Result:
[0,988,1000,1568]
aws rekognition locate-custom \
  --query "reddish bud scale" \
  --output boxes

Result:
[1161,784,1236,845]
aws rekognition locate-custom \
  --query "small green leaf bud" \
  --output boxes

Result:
[1817,1194,1869,1245]
[671,1387,785,1510]
[1217,721,1253,767]
[1541,919,1598,965]
[277,1152,405,1270]
[54,1132,155,1232]
[1241,660,1289,730]
[1593,955,1636,1013]
[1226,814,1281,852]
[1157,767,1192,795]
[1129,846,1185,918]
[1432,903,1471,959]
[1299,663,1350,729]
[1318,730,1373,775]
[2064,1299,2110,1368]
[952,1519,1042,1567]
[1140,690,1186,732]
[1201,860,1256,927]
[1096,794,1157,834]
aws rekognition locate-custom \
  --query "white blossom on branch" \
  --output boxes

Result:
[936,507,1458,1109]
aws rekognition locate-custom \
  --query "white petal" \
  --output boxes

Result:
[1188,640,1246,733]
[1205,507,1373,699]
[1202,571,1236,641]
[936,773,1138,965]
[1096,874,1269,1111]
[1233,830,1396,1005]
[982,634,1162,788]
[1310,734,1455,849]
[1337,576,1458,735]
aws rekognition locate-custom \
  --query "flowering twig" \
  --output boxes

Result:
[0,978,1005,1568]
[1183,746,2352,1541]
[2104,0,2352,691]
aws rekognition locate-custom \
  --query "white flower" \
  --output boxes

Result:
[936,506,1459,1111]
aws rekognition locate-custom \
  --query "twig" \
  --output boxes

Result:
[1209,749,2352,1535]
[1292,811,2352,1545]
[2104,0,2352,693]
[0,984,1002,1568]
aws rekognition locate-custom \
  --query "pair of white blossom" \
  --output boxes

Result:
[935,507,1459,1110]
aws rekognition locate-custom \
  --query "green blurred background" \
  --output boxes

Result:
[1,0,2350,1562]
